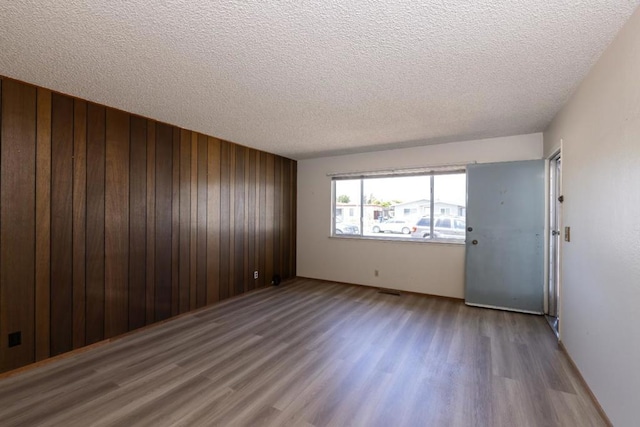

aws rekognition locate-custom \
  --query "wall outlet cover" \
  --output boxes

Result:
[8,331,21,348]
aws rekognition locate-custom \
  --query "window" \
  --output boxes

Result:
[416,217,430,227]
[332,171,466,242]
[436,218,451,228]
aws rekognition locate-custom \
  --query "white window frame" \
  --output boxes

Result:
[330,167,467,244]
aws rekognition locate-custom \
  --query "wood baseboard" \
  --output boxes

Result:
[558,341,613,427]
[0,281,290,381]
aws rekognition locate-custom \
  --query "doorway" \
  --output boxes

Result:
[547,153,561,336]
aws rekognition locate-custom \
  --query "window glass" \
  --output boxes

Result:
[334,179,361,235]
[332,172,466,243]
[417,217,430,227]
[362,175,430,237]
[437,218,451,228]
[434,173,466,217]
[432,173,467,241]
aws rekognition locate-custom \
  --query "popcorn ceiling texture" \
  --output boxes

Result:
[1,1,637,159]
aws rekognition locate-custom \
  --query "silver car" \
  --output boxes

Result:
[372,219,412,234]
[411,215,466,240]
[335,222,359,235]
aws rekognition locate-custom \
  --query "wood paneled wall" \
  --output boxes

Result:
[0,77,297,373]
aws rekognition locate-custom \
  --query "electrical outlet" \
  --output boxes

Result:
[254,271,258,279]
[8,331,21,348]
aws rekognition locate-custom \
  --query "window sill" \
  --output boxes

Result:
[329,235,465,245]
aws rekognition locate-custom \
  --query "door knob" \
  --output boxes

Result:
[472,240,478,245]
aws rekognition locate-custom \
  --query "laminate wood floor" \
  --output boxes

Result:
[0,278,607,426]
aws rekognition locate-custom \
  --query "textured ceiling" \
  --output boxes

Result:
[1,1,638,159]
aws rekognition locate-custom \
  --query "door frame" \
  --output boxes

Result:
[545,148,562,338]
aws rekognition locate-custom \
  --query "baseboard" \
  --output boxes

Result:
[294,275,464,302]
[464,301,543,315]
[0,280,291,381]
[558,341,613,427]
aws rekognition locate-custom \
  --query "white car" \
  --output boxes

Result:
[336,223,359,234]
[411,215,466,240]
[372,219,412,234]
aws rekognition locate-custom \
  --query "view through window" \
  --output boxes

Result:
[333,172,466,242]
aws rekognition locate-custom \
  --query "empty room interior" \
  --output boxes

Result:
[0,1,639,426]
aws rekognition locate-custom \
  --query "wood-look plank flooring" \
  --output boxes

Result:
[0,278,606,426]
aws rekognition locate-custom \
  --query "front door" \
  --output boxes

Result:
[465,160,545,313]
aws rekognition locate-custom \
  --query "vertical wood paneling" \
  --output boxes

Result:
[253,151,261,288]
[234,146,246,296]
[282,159,292,279]
[243,149,251,291]
[206,137,220,304]
[259,152,267,288]
[50,93,74,356]
[104,108,130,338]
[154,123,173,321]
[35,87,52,361]
[291,161,298,279]
[85,103,105,345]
[265,154,275,286]
[179,129,191,313]
[128,115,147,330]
[273,156,282,278]
[279,159,286,279]
[0,79,2,367]
[0,77,297,374]
[197,134,208,307]
[219,141,231,301]
[189,133,197,310]
[247,149,257,291]
[72,99,87,349]
[228,144,236,298]
[145,121,156,324]
[0,80,36,371]
[171,128,180,316]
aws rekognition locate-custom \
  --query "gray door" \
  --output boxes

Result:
[465,160,545,314]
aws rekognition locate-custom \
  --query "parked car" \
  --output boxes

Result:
[411,215,466,240]
[335,222,359,235]
[372,219,412,235]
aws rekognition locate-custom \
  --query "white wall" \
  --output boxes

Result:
[544,7,640,426]
[297,133,542,298]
